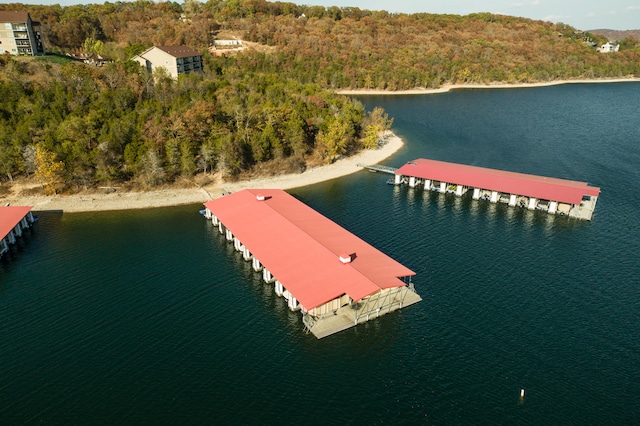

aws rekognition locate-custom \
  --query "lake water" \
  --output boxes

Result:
[1,83,639,424]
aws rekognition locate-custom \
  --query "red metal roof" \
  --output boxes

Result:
[396,158,600,205]
[204,189,415,311]
[0,206,32,240]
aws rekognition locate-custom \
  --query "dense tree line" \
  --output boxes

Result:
[0,1,638,192]
[0,53,391,191]
[3,1,639,86]
[4,0,636,86]
[237,10,639,89]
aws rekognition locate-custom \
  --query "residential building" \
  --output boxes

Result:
[210,39,245,56]
[0,11,45,56]
[599,41,619,53]
[132,45,202,78]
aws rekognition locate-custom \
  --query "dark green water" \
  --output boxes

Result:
[2,83,639,424]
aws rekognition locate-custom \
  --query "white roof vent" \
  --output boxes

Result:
[339,253,352,264]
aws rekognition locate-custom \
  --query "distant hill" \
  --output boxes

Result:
[589,29,640,40]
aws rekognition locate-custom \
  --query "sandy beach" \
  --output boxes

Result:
[4,133,404,213]
[338,77,640,96]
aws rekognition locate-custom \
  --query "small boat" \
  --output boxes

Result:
[386,178,395,185]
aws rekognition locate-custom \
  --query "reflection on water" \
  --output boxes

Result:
[2,83,640,424]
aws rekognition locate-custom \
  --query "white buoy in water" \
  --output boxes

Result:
[520,389,525,398]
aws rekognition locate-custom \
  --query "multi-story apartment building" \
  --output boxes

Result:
[132,46,203,79]
[0,11,46,56]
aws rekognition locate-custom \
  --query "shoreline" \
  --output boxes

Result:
[8,77,638,213]
[338,77,640,95]
[4,133,404,213]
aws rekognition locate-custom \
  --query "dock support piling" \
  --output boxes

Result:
[242,246,251,261]
[263,268,274,283]
[14,223,22,238]
[252,257,263,271]
[288,296,298,311]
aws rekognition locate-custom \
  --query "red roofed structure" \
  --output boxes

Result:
[203,189,421,338]
[0,206,36,258]
[394,158,600,220]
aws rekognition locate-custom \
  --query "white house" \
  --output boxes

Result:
[599,41,619,53]
[132,45,203,78]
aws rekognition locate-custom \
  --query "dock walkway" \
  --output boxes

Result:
[393,158,600,221]
[203,189,420,339]
[0,206,36,259]
[358,164,398,174]
[306,286,422,339]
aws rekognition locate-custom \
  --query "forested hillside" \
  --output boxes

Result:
[11,0,638,87]
[1,0,638,193]
[0,53,392,192]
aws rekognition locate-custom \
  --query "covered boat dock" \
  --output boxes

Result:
[203,189,421,339]
[394,158,601,220]
[0,206,37,259]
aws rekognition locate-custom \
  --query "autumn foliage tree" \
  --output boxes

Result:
[34,145,65,194]
[362,107,394,149]
[0,1,638,192]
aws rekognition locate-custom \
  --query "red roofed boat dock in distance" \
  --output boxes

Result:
[0,206,37,260]
[202,189,421,339]
[387,158,601,221]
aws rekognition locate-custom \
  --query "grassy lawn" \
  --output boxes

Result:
[35,53,75,65]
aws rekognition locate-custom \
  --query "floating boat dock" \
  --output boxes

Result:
[0,206,37,259]
[363,159,601,220]
[202,189,421,339]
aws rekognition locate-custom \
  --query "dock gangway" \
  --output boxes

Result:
[358,164,398,174]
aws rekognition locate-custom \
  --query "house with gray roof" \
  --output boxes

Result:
[132,46,203,78]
